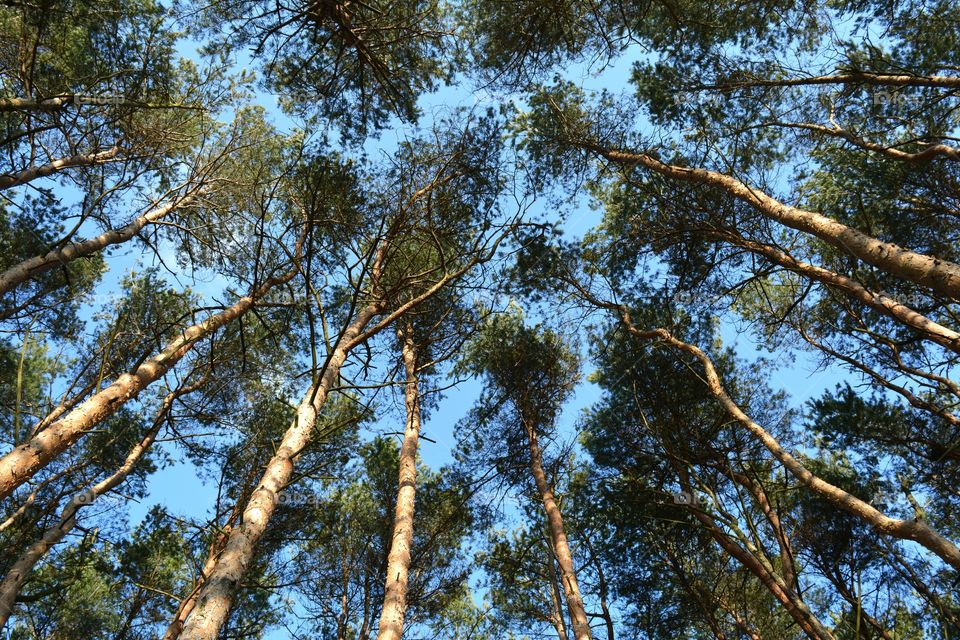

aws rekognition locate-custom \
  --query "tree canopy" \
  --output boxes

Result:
[1,0,959,638]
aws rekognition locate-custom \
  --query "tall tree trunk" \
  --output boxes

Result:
[0,269,292,502]
[523,420,592,640]
[376,320,422,640]
[0,380,195,629]
[0,191,196,297]
[177,304,378,640]
[0,146,122,190]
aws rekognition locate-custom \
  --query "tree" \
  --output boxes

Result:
[458,308,592,640]
[3,0,960,637]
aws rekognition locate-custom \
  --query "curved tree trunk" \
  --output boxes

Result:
[705,229,960,353]
[0,268,294,502]
[0,192,195,297]
[0,380,196,629]
[523,420,592,640]
[618,316,960,571]
[177,304,379,640]
[376,320,422,640]
[587,143,960,300]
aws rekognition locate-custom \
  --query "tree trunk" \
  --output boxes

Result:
[620,318,960,571]
[0,146,122,190]
[0,192,195,297]
[590,144,960,300]
[0,269,292,502]
[0,381,192,629]
[376,320,422,640]
[706,229,960,353]
[163,453,260,640]
[524,420,592,640]
[177,304,378,640]
[162,551,220,640]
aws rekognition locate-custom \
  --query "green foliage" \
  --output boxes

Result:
[184,0,455,137]
[287,436,474,637]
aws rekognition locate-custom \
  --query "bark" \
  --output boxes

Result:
[162,551,220,640]
[0,268,294,502]
[0,193,195,297]
[706,229,960,353]
[524,420,592,640]
[171,207,503,640]
[550,557,567,640]
[0,146,123,190]
[674,471,834,640]
[618,316,960,571]
[0,381,193,630]
[589,143,960,300]
[702,72,960,91]
[375,320,422,640]
[772,122,959,163]
[0,96,73,111]
[177,304,378,640]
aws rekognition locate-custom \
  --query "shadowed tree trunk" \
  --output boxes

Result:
[547,534,570,640]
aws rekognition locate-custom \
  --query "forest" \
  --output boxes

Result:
[1,0,959,638]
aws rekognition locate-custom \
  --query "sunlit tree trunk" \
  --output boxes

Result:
[586,143,960,300]
[524,419,592,640]
[376,320,422,640]
[0,146,122,190]
[0,191,196,297]
[0,269,293,502]
[620,318,960,571]
[0,380,197,629]
[163,456,259,640]
[163,550,220,640]
[178,304,378,640]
